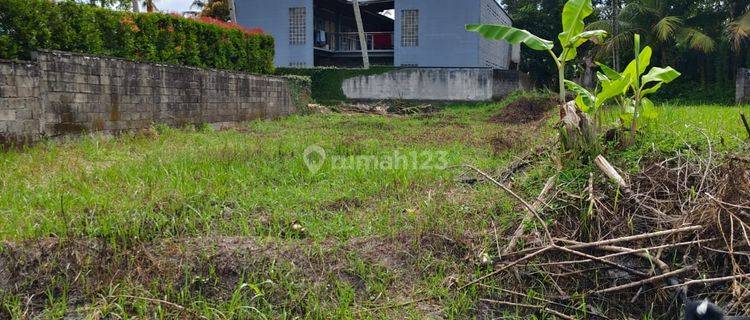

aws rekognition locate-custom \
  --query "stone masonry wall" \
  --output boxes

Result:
[0,50,298,145]
[738,68,750,104]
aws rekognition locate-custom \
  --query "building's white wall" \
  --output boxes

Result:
[479,0,512,69]
[394,0,481,67]
[235,0,513,69]
[235,0,314,67]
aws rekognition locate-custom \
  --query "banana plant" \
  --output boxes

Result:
[566,34,681,142]
[466,0,606,105]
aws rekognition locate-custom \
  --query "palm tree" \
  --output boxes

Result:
[191,0,207,10]
[143,0,156,12]
[588,0,715,65]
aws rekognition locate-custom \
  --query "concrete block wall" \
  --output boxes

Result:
[341,68,527,102]
[0,60,42,145]
[0,50,298,145]
[738,68,750,104]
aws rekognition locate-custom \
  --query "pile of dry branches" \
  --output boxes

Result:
[460,148,750,318]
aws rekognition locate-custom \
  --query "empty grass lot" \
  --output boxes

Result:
[1,95,749,319]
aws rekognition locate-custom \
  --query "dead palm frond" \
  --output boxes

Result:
[727,11,750,51]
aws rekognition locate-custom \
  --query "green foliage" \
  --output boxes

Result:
[279,75,313,112]
[0,0,274,74]
[650,80,734,104]
[469,0,607,162]
[586,0,749,91]
[275,67,395,104]
[467,0,607,104]
[505,0,749,93]
[558,0,597,61]
[465,25,553,51]
[196,0,231,21]
[568,34,681,138]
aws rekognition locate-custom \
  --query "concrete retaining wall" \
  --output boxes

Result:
[341,68,526,102]
[0,50,299,146]
[738,68,750,104]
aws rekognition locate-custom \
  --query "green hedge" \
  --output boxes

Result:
[0,0,274,74]
[275,67,396,104]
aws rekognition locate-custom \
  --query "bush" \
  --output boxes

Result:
[279,75,313,112]
[649,79,735,105]
[0,0,274,74]
[275,67,396,104]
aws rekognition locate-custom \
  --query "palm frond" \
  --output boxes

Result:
[676,27,716,53]
[593,30,635,60]
[586,20,613,33]
[654,16,682,41]
[620,0,660,20]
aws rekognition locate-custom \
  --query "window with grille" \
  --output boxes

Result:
[401,10,418,47]
[289,7,306,45]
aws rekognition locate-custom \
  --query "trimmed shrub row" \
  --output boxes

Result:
[0,0,274,74]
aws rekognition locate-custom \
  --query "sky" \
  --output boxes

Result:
[152,0,194,13]
[141,0,501,15]
[153,1,400,15]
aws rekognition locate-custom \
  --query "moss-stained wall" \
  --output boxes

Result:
[0,50,302,146]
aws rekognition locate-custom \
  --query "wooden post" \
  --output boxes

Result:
[352,0,370,69]
[228,0,238,22]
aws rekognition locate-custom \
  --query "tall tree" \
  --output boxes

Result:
[143,0,155,13]
[198,0,230,21]
[589,0,716,65]
[191,0,206,10]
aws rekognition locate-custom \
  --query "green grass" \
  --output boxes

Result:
[640,103,750,151]
[0,100,548,242]
[1,98,749,319]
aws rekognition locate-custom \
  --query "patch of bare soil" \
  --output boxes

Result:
[489,127,530,154]
[0,233,470,318]
[490,96,557,124]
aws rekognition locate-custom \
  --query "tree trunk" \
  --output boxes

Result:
[352,0,370,69]
[228,0,237,22]
[583,55,595,88]
[132,0,140,12]
[146,0,155,13]
[561,101,599,160]
[611,0,620,70]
